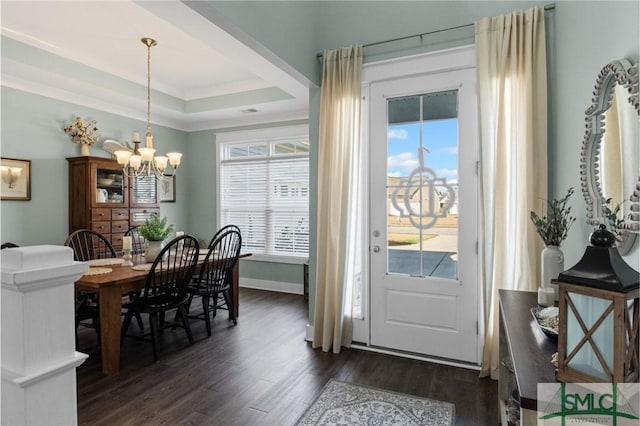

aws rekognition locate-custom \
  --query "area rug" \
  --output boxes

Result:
[296,379,455,426]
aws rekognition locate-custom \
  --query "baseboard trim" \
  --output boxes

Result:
[240,278,303,295]
[305,324,314,342]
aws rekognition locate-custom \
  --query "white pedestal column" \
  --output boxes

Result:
[1,245,89,426]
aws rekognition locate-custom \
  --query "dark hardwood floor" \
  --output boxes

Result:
[76,288,498,425]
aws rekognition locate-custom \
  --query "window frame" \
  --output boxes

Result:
[216,125,310,264]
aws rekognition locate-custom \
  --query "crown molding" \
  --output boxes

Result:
[2,59,309,131]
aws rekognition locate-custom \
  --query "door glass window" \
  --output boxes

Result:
[386,90,459,279]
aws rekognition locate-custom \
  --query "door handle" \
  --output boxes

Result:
[372,246,380,253]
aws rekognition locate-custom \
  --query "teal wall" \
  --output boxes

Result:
[240,259,304,284]
[200,1,323,83]
[184,129,217,244]
[0,87,189,246]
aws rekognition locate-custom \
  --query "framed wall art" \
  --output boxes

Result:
[159,174,176,203]
[1,158,31,201]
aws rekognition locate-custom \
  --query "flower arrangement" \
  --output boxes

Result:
[137,215,175,242]
[64,116,102,146]
[530,187,576,246]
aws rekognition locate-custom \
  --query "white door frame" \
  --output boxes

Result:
[352,45,483,366]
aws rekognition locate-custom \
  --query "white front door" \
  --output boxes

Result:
[369,67,479,363]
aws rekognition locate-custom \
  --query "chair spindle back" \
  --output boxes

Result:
[65,229,116,261]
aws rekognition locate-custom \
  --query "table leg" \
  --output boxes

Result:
[98,285,122,375]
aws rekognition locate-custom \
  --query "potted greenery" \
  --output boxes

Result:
[530,187,576,297]
[530,187,576,246]
[138,215,175,262]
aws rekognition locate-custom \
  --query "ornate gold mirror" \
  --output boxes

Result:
[580,59,639,254]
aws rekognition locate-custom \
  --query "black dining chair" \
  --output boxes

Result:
[189,224,241,283]
[186,227,242,337]
[64,229,116,348]
[65,229,117,261]
[125,226,146,255]
[65,229,144,346]
[206,224,241,249]
[121,235,199,362]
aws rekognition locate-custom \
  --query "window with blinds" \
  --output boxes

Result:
[132,175,157,204]
[219,137,309,258]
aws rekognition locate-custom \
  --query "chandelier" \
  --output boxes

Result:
[114,37,182,178]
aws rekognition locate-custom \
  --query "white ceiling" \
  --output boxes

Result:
[1,1,312,131]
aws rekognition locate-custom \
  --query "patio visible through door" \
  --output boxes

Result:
[369,67,479,364]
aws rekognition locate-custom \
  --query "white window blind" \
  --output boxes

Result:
[219,137,309,258]
[132,175,157,204]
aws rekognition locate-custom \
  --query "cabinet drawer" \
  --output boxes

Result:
[91,208,110,221]
[111,221,129,234]
[112,209,129,221]
[111,233,125,250]
[91,221,111,234]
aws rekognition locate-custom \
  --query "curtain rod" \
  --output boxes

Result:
[316,3,555,59]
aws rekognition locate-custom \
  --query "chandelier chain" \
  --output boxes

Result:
[146,40,152,134]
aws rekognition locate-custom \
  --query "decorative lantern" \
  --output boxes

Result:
[554,225,639,383]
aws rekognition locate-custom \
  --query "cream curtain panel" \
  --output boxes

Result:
[313,45,363,354]
[475,7,547,378]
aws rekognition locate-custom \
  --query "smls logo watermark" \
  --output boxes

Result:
[537,383,640,425]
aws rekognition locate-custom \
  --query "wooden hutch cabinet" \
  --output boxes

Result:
[67,156,160,250]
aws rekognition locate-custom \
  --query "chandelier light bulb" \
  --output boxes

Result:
[114,150,132,165]
[154,156,168,172]
[129,155,142,169]
[167,152,182,167]
[138,147,155,162]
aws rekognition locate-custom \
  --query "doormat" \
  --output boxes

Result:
[295,379,455,426]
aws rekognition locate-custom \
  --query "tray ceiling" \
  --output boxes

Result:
[1,1,311,131]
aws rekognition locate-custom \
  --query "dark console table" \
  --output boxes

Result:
[499,290,558,425]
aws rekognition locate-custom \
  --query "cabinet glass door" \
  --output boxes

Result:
[96,168,125,204]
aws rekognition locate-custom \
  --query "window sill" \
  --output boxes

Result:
[240,254,308,265]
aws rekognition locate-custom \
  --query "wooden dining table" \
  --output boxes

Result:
[75,252,251,375]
